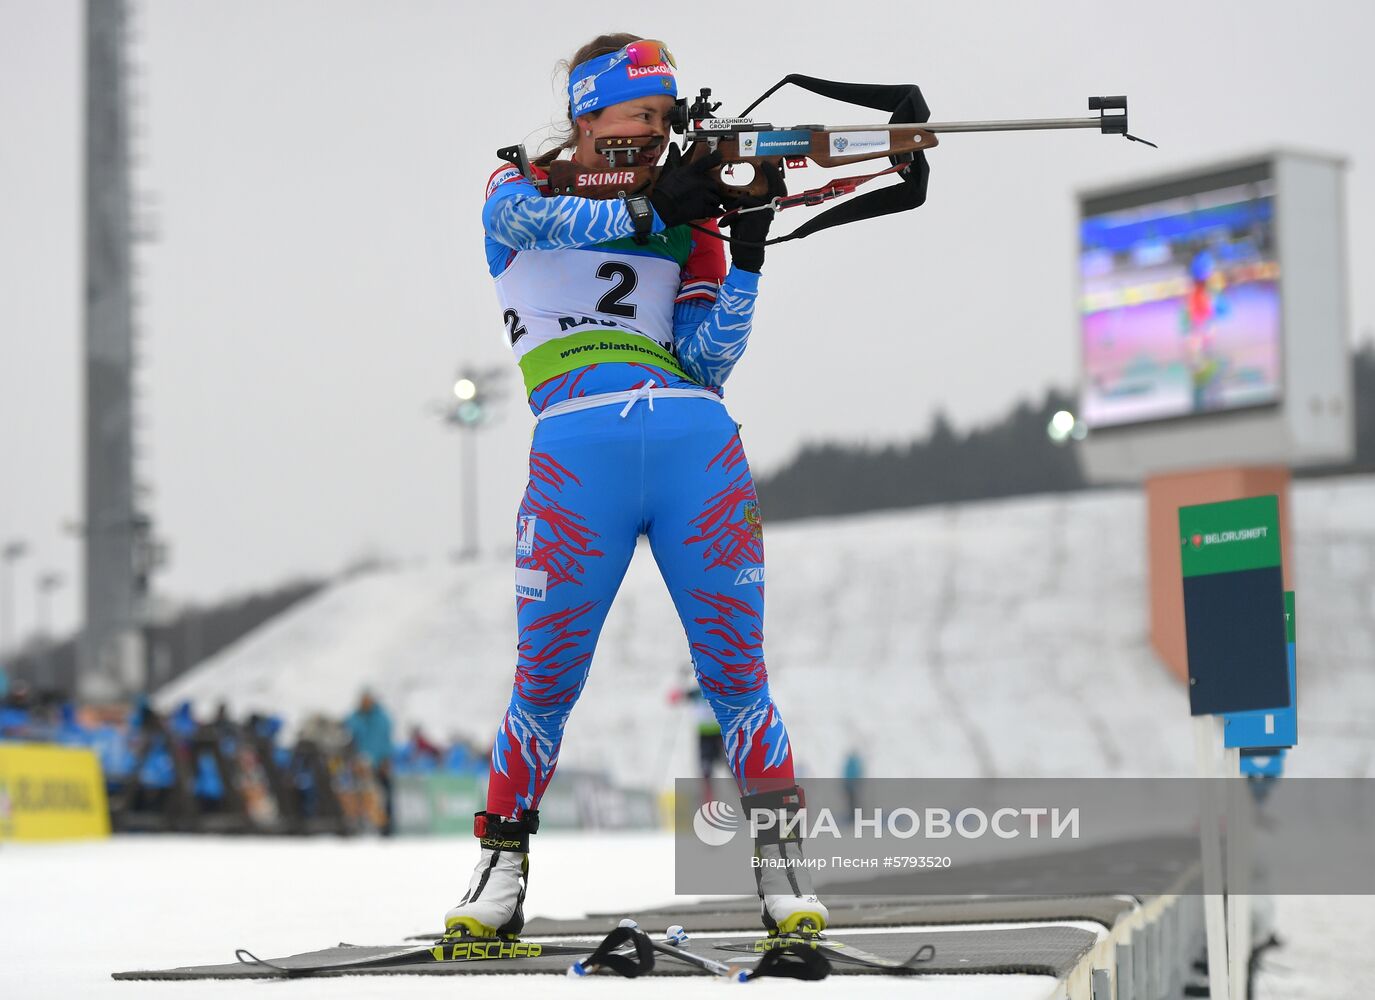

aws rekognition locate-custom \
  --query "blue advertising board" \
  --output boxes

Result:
[1224,591,1297,748]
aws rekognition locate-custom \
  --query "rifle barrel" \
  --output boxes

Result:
[831,116,1106,134]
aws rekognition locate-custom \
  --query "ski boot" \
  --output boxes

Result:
[443,810,538,940]
[742,785,830,936]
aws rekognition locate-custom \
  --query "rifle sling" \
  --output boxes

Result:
[740,74,932,245]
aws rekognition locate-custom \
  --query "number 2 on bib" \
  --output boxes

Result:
[595,262,639,319]
[503,308,528,346]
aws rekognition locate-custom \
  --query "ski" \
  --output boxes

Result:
[233,936,600,977]
[716,932,935,974]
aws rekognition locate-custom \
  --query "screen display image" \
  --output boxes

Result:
[1079,172,1281,429]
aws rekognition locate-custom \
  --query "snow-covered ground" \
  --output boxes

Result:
[158,476,1375,785]
[2,833,1371,999]
[1254,895,1375,999]
[2,833,1066,999]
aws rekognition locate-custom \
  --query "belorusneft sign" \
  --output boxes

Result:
[1178,494,1290,717]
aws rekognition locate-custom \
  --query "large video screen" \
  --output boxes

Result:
[1079,164,1281,429]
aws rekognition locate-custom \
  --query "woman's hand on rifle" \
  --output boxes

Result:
[722,160,786,274]
[648,150,724,228]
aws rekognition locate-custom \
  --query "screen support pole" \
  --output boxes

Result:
[1193,715,1232,1000]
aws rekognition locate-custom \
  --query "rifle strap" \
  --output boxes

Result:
[739,74,932,245]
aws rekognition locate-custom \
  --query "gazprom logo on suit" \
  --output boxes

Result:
[734,566,766,585]
[515,567,548,602]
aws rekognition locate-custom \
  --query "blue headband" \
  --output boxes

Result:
[568,46,677,118]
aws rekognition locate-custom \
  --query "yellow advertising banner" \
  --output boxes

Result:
[0,743,111,841]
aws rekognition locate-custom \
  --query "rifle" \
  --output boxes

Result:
[497,75,1152,245]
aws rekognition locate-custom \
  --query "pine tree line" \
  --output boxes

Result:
[758,344,1375,523]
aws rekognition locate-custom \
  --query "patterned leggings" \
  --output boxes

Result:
[486,395,795,819]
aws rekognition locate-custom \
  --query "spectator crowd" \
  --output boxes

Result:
[0,682,485,836]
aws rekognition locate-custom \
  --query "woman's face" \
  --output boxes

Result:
[574,94,676,168]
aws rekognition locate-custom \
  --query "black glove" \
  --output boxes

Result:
[721,161,786,274]
[648,150,724,228]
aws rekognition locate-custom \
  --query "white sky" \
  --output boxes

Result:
[1,0,1372,640]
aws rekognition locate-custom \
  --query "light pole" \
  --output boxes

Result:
[1,540,30,657]
[35,571,64,689]
[453,376,481,561]
[36,571,64,639]
[439,367,506,561]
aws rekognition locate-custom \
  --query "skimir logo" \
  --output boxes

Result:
[693,800,740,846]
[576,171,638,187]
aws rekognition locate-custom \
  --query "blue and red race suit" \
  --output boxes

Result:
[480,161,797,819]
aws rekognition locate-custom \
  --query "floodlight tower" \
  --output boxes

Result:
[80,0,162,701]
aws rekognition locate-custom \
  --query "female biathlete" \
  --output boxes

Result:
[444,33,826,941]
